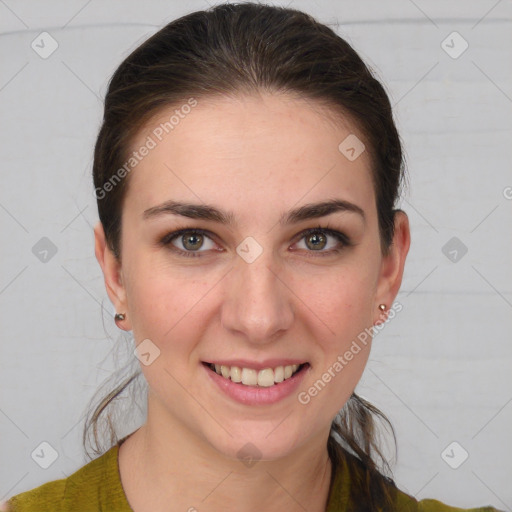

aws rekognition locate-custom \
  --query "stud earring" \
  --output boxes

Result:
[114,312,126,326]
[378,304,386,312]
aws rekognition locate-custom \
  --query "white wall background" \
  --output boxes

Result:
[1,0,511,509]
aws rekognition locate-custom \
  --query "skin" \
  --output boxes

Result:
[94,91,410,512]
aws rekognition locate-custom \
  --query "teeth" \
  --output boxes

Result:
[241,368,258,386]
[230,366,242,383]
[210,363,303,387]
[257,368,274,387]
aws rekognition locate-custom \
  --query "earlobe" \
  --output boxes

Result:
[94,221,130,328]
[373,210,411,323]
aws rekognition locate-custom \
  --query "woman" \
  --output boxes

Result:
[4,3,504,511]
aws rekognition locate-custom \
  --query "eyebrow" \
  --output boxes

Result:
[143,198,366,225]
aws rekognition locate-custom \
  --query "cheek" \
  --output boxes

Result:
[289,263,377,343]
[123,258,222,356]
[123,260,190,339]
[286,262,376,409]
[123,268,211,393]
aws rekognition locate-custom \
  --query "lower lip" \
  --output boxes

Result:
[202,362,309,406]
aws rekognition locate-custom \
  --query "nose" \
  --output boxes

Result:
[220,251,294,345]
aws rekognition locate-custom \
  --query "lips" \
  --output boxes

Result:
[202,361,309,387]
[202,360,310,405]
[204,359,308,371]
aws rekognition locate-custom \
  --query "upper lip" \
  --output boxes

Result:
[203,359,308,371]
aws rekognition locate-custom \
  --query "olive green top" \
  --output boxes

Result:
[6,437,502,512]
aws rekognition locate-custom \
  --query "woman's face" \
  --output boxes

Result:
[95,92,409,461]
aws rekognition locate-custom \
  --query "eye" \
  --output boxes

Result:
[159,225,351,259]
[160,229,218,257]
[293,226,350,256]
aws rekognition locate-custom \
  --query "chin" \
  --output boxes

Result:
[204,420,306,464]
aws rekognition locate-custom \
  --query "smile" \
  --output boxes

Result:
[202,360,310,405]
[205,362,307,387]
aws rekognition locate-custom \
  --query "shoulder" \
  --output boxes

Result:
[416,499,504,512]
[5,444,129,512]
[395,485,504,512]
[3,478,66,512]
[335,448,503,512]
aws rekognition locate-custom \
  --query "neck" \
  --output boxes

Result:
[119,396,334,512]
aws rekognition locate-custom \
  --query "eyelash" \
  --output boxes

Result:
[159,224,351,259]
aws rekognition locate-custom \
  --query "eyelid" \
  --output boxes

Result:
[159,224,351,257]
[160,228,220,253]
[293,225,351,246]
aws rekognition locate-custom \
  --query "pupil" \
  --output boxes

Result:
[307,232,326,250]
[183,233,203,250]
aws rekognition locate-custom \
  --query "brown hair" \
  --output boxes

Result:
[87,2,406,508]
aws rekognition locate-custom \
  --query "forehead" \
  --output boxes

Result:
[124,92,375,224]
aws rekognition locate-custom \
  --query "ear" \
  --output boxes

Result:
[94,221,132,330]
[373,210,410,324]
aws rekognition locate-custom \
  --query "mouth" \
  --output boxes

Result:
[202,361,309,388]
